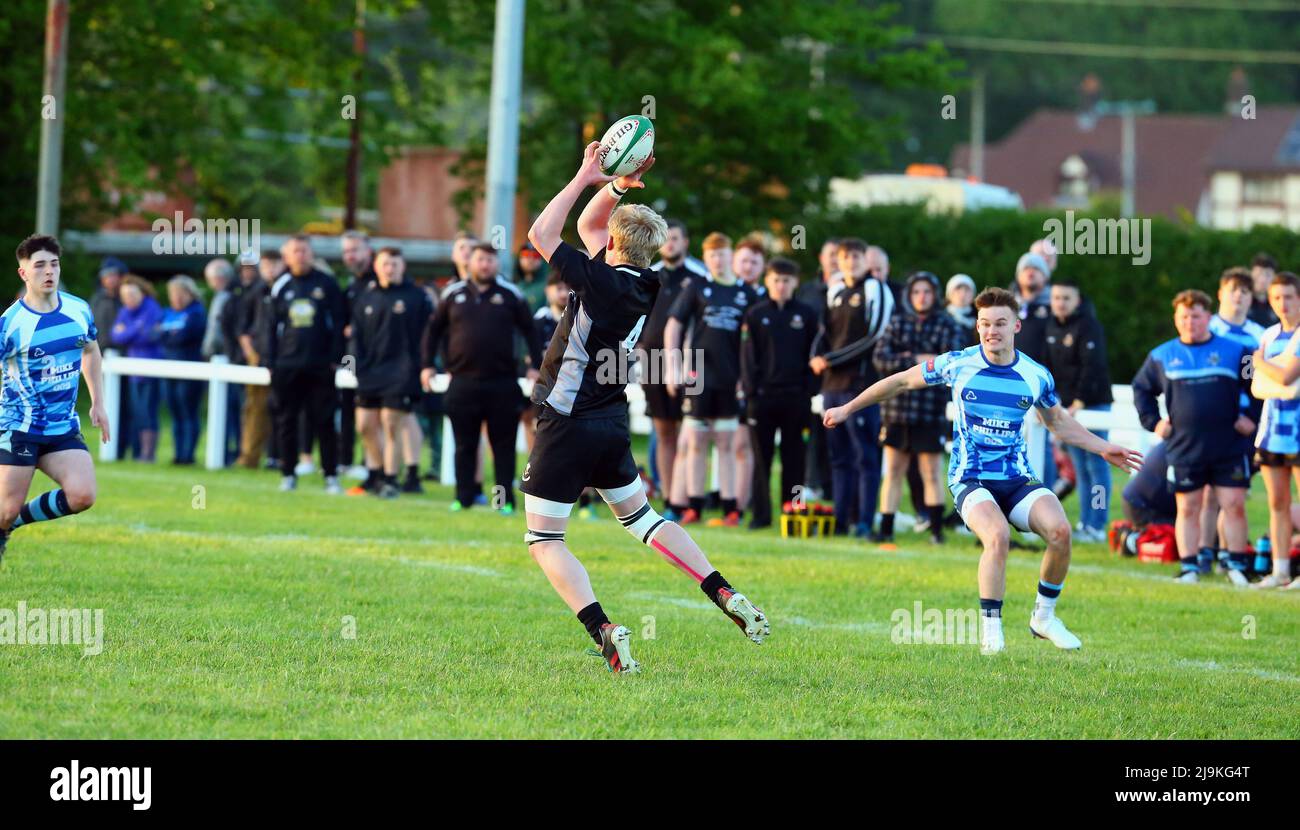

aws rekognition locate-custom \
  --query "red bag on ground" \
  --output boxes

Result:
[1136,523,1178,563]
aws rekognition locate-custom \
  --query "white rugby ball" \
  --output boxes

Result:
[598,115,655,177]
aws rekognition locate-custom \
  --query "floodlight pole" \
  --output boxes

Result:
[484,0,525,278]
[36,0,70,236]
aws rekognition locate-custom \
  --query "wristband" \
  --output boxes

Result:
[609,182,627,198]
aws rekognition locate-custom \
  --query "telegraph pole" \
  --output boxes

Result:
[36,0,70,235]
[483,0,525,278]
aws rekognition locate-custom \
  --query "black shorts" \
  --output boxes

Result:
[356,393,415,412]
[0,429,88,467]
[680,385,739,421]
[1255,449,1300,469]
[521,407,640,505]
[642,381,682,421]
[1169,453,1252,492]
[881,421,945,454]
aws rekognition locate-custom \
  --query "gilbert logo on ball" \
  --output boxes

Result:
[598,115,655,177]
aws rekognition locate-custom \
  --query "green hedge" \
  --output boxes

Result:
[788,204,1300,380]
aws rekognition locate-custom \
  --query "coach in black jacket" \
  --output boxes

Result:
[421,242,542,511]
[741,258,818,529]
[266,235,348,490]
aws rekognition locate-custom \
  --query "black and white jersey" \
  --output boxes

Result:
[812,277,894,393]
[531,242,659,418]
[668,279,759,391]
[351,280,432,396]
[641,257,710,351]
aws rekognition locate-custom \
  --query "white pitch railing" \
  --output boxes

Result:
[100,350,1161,483]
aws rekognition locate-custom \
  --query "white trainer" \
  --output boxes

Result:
[279,475,297,492]
[1253,573,1292,589]
[1226,568,1250,587]
[980,618,1005,655]
[1030,615,1082,650]
[324,476,343,495]
[1175,570,1199,584]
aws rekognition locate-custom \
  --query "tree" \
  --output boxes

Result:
[431,0,958,241]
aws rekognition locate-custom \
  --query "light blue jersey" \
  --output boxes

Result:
[1255,323,1300,456]
[0,292,97,436]
[1209,314,1265,351]
[922,345,1060,485]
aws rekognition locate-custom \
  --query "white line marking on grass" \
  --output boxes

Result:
[72,519,503,576]
[394,556,502,577]
[1178,659,1300,683]
[629,592,889,634]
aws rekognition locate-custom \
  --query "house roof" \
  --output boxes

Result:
[950,108,1233,218]
[1205,105,1300,174]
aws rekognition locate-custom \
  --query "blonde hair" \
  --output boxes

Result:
[167,274,202,305]
[609,204,668,267]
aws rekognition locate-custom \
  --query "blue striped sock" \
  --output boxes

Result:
[10,489,72,530]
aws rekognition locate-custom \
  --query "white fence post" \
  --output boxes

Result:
[205,356,230,470]
[100,348,121,462]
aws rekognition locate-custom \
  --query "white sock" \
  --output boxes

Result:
[1276,559,1291,580]
[981,614,1003,639]
[1033,595,1058,624]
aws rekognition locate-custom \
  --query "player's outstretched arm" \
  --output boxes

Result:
[81,341,111,444]
[576,156,655,257]
[823,363,926,428]
[1039,403,1142,473]
[528,141,616,262]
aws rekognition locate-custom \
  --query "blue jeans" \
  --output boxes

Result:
[130,377,160,433]
[225,384,244,465]
[1066,404,1112,532]
[823,390,881,532]
[164,378,204,463]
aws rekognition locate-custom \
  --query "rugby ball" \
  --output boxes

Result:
[598,115,655,177]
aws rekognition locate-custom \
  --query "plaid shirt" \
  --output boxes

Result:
[873,311,966,425]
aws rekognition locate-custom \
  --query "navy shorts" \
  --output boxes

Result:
[1168,453,1251,493]
[950,475,1054,532]
[0,429,89,467]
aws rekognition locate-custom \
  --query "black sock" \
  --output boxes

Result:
[405,464,418,481]
[979,598,1003,618]
[1229,551,1249,572]
[689,496,704,513]
[577,602,610,645]
[700,570,732,606]
[1180,554,1199,574]
[879,513,895,537]
[366,467,382,489]
[928,504,945,539]
[721,498,737,516]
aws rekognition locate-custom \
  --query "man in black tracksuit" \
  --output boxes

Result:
[421,242,542,511]
[266,235,348,491]
[340,231,378,473]
[352,247,432,498]
[741,258,817,529]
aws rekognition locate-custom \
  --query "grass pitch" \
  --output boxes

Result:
[0,458,1296,739]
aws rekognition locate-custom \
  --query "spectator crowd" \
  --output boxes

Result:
[80,224,1300,587]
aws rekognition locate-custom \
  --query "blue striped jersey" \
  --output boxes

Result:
[1255,323,1300,455]
[1209,314,1265,351]
[0,292,97,435]
[921,345,1060,485]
